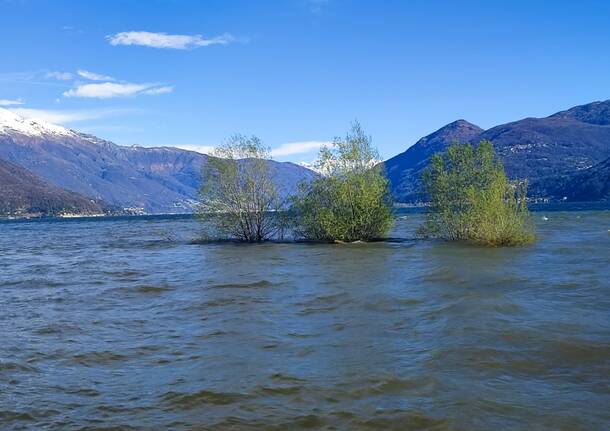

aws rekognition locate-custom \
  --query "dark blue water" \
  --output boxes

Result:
[1,209,609,430]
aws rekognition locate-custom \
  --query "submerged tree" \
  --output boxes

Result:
[421,140,535,246]
[199,135,282,242]
[292,122,394,242]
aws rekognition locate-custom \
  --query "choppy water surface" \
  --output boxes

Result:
[1,209,609,430]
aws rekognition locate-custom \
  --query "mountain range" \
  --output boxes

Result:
[384,100,610,202]
[1,100,609,217]
[0,108,316,215]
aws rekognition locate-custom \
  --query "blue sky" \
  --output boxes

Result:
[1,0,609,162]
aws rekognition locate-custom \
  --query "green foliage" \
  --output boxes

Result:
[292,122,394,242]
[421,140,535,246]
[198,135,282,242]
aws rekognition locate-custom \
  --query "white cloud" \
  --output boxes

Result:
[141,85,173,95]
[171,144,216,155]
[46,71,74,81]
[170,141,329,159]
[271,140,330,157]
[8,107,126,124]
[63,82,173,99]
[77,70,114,81]
[107,31,234,49]
[0,98,23,106]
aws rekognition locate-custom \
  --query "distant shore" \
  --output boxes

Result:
[1,201,608,223]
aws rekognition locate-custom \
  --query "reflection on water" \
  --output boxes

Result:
[0,210,609,430]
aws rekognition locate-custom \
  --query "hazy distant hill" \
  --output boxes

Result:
[0,108,316,213]
[0,158,110,216]
[384,100,610,202]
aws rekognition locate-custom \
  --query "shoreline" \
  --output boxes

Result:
[1,200,608,223]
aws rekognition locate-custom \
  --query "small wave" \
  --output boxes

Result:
[303,292,350,304]
[70,351,129,367]
[142,239,180,249]
[0,278,65,289]
[208,280,276,289]
[107,284,173,296]
[51,386,101,397]
[270,373,306,383]
[80,426,140,431]
[349,376,438,399]
[102,269,144,279]
[34,323,82,335]
[202,297,242,307]
[198,330,238,339]
[0,409,59,423]
[546,339,610,365]
[287,331,321,338]
[418,268,466,284]
[133,284,173,294]
[297,305,338,316]
[356,412,448,430]
[255,385,303,396]
[161,389,249,409]
[0,361,39,373]
[96,404,154,414]
[398,298,423,305]
[283,414,325,428]
[0,411,36,422]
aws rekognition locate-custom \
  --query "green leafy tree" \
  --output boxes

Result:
[292,122,394,242]
[199,135,282,242]
[421,140,535,246]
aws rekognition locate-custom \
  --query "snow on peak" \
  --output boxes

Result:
[0,107,76,138]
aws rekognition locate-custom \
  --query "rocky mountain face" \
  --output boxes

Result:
[0,158,111,216]
[0,108,316,213]
[384,100,610,202]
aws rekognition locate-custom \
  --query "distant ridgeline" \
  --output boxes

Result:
[384,100,610,203]
[1,100,609,217]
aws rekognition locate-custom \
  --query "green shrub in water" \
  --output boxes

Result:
[421,140,535,246]
[292,122,394,242]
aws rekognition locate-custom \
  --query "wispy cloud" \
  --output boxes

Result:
[169,141,329,158]
[8,107,130,124]
[77,70,114,81]
[46,71,74,81]
[0,98,24,106]
[107,31,235,49]
[2,70,175,99]
[141,85,173,95]
[61,25,83,34]
[271,140,330,157]
[63,82,173,99]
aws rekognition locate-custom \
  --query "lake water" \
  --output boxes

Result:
[1,208,609,430]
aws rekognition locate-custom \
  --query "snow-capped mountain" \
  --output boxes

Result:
[0,108,77,138]
[0,108,316,213]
